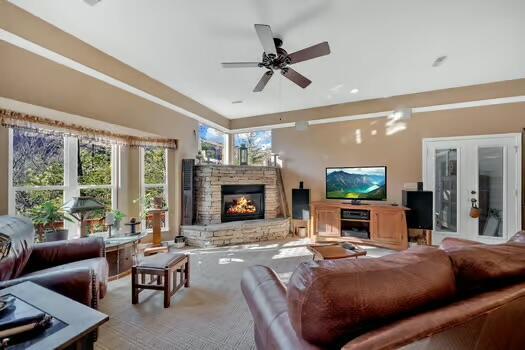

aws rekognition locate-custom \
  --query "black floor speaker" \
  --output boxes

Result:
[402,190,433,230]
[292,188,310,220]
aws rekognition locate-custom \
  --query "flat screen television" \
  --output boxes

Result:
[326,166,387,201]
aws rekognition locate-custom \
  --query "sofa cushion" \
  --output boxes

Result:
[24,257,109,298]
[508,231,525,245]
[287,246,456,348]
[445,244,525,292]
[0,216,34,281]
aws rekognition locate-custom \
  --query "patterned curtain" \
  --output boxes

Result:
[0,108,177,149]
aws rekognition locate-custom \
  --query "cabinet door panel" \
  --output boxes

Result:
[317,208,340,236]
[371,211,405,244]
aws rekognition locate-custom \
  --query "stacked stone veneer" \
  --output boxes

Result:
[194,165,283,225]
[182,218,290,248]
[181,165,290,247]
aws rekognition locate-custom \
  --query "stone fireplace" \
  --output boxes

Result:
[181,165,290,247]
[221,185,265,223]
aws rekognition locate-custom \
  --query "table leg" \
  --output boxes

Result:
[163,269,171,308]
[131,267,138,304]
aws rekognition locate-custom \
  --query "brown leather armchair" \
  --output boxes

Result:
[0,216,108,309]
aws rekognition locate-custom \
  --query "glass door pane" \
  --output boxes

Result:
[478,147,504,237]
[435,149,458,233]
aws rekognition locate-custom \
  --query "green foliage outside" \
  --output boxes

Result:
[144,147,166,184]
[234,132,272,165]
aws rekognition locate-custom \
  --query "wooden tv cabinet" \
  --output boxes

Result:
[310,201,409,251]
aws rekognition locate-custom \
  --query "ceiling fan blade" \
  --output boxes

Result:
[221,62,261,68]
[288,41,330,64]
[282,68,311,89]
[253,71,274,92]
[254,24,277,56]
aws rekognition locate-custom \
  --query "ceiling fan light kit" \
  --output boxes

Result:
[222,24,331,92]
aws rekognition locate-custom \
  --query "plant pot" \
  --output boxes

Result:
[45,229,69,242]
[174,235,186,248]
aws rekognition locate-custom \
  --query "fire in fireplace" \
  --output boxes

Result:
[221,185,265,222]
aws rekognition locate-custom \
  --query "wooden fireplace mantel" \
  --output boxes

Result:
[310,201,409,251]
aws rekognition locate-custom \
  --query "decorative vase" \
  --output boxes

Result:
[174,235,186,248]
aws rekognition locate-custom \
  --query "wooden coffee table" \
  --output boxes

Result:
[307,242,367,260]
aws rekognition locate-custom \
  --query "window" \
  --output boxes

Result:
[9,129,116,236]
[78,140,115,233]
[11,129,65,217]
[234,130,272,166]
[141,147,168,230]
[199,124,225,164]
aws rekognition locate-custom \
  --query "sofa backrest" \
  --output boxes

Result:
[0,216,35,281]
[286,246,456,348]
[443,239,525,293]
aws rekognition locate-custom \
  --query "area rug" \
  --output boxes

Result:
[95,239,391,350]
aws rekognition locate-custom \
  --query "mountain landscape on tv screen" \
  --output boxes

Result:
[326,169,386,199]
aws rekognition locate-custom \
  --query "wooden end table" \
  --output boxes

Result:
[307,242,367,260]
[0,282,108,350]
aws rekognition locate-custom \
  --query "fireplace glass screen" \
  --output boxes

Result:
[221,185,265,222]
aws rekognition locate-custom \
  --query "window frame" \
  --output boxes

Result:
[8,129,118,237]
[140,147,169,232]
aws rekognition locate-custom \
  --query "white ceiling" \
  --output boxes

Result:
[9,0,525,119]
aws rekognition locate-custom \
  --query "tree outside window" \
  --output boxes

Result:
[12,129,65,219]
[199,125,224,164]
[234,131,272,166]
[142,147,168,229]
[78,140,113,233]
[10,129,116,237]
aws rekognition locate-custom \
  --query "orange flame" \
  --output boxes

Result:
[226,196,257,215]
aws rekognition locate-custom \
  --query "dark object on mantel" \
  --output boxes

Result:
[182,159,195,225]
[0,216,108,311]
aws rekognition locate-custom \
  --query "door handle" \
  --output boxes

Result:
[470,198,480,218]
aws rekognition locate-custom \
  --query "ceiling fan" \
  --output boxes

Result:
[221,24,330,92]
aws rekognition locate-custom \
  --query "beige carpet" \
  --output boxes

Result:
[95,239,392,350]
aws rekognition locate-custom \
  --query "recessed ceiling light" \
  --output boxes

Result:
[432,55,447,67]
[232,100,243,104]
[350,88,359,94]
[84,0,101,5]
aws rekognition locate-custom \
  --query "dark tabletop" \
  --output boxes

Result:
[0,282,108,350]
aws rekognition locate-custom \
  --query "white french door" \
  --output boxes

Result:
[423,134,521,245]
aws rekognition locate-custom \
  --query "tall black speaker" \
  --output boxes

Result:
[402,190,433,230]
[292,188,310,220]
[182,159,195,225]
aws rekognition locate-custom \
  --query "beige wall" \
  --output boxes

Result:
[0,0,229,130]
[273,103,525,227]
[0,41,199,236]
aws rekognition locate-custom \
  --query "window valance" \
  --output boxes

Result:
[0,108,177,149]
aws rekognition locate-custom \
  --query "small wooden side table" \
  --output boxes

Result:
[307,242,367,261]
[132,252,190,308]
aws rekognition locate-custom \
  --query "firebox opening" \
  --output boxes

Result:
[221,185,265,223]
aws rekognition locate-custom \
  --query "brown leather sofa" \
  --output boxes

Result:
[0,216,108,309]
[241,231,525,349]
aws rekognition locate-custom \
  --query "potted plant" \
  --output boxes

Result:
[111,209,126,232]
[30,201,73,242]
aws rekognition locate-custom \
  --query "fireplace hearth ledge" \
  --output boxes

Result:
[181,218,291,248]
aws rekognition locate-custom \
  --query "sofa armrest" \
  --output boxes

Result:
[0,267,96,308]
[440,237,484,250]
[24,237,105,273]
[241,265,321,350]
[508,231,525,244]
